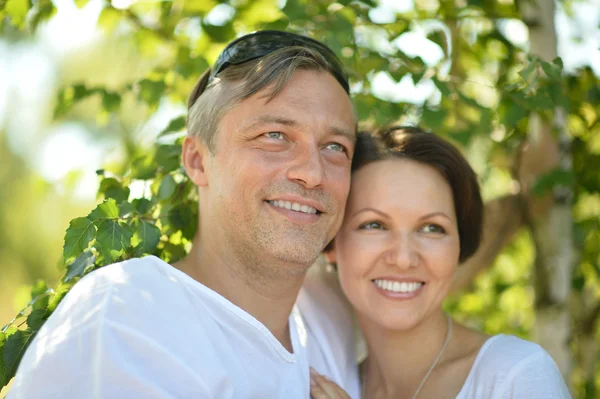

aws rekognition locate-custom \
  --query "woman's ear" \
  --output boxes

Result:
[323,241,336,265]
[182,136,209,187]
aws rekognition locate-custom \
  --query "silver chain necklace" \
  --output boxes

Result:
[361,313,453,399]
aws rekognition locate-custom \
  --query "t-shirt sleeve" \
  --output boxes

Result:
[8,263,220,399]
[501,350,571,399]
[9,320,213,399]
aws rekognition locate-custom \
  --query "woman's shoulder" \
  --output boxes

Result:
[458,334,571,398]
[477,334,547,362]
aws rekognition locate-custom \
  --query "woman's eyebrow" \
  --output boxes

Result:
[350,207,389,219]
[419,211,453,221]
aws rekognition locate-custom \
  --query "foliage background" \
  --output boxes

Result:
[0,0,599,397]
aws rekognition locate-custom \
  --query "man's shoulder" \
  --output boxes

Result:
[56,256,170,311]
[41,256,205,339]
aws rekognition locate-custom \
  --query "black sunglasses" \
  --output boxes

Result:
[188,30,350,109]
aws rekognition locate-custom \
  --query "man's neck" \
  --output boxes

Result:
[175,240,308,352]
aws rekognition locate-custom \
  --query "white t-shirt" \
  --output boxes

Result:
[9,256,359,399]
[456,334,571,399]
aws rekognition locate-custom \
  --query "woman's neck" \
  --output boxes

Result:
[359,310,451,399]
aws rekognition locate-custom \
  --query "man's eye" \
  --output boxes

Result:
[359,222,384,230]
[325,142,347,153]
[421,224,446,234]
[264,132,284,140]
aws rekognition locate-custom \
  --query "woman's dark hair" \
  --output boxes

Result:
[330,126,483,264]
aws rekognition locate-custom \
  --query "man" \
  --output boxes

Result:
[10,31,359,398]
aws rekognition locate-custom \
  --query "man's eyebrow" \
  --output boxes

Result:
[241,116,356,142]
[330,126,357,143]
[241,116,300,131]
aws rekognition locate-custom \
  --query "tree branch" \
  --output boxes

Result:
[451,193,524,294]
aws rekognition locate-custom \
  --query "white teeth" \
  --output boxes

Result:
[374,279,423,293]
[268,200,318,214]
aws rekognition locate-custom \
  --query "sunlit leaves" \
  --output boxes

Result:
[133,220,161,256]
[63,218,96,262]
[3,0,29,28]
[3,329,34,385]
[157,175,177,201]
[99,178,131,204]
[96,220,133,262]
[88,199,120,221]
[65,251,95,282]
[158,116,186,137]
[26,310,47,332]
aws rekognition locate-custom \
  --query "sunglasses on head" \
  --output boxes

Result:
[188,30,350,109]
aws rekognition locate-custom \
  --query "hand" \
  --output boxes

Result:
[310,368,351,399]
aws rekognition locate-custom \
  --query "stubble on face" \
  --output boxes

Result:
[217,180,340,279]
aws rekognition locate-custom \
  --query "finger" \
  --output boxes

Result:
[310,372,330,399]
[318,377,350,399]
[311,369,348,398]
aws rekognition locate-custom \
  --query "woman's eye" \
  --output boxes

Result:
[359,222,384,230]
[325,142,347,153]
[421,224,446,234]
[264,132,284,140]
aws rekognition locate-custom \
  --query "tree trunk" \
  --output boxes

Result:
[521,0,575,381]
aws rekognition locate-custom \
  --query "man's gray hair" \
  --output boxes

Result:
[187,46,355,152]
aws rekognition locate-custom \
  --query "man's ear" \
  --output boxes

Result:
[182,136,210,187]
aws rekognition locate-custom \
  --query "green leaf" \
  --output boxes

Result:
[168,203,194,230]
[30,280,48,299]
[133,198,154,215]
[519,60,537,84]
[158,116,186,137]
[541,60,561,80]
[202,20,236,42]
[5,0,29,28]
[157,175,177,201]
[63,217,97,261]
[98,7,122,32]
[47,289,69,313]
[118,201,135,218]
[96,220,133,262]
[26,310,47,332]
[133,220,161,256]
[102,91,121,113]
[64,250,95,282]
[3,329,34,383]
[182,0,217,14]
[99,178,130,203]
[533,168,575,196]
[88,198,120,221]
[155,144,181,173]
[130,155,159,179]
[138,79,166,106]
[0,333,6,387]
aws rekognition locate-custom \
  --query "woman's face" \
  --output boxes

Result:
[333,158,460,331]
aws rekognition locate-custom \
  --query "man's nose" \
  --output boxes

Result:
[286,144,325,189]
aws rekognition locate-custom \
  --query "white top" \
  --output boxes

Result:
[9,256,359,399]
[456,334,571,399]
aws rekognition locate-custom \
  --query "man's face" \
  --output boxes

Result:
[205,70,356,269]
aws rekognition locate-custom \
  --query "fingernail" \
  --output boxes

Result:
[310,367,317,376]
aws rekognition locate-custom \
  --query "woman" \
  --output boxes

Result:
[309,127,570,398]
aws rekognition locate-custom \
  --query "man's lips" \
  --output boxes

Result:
[265,195,326,214]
